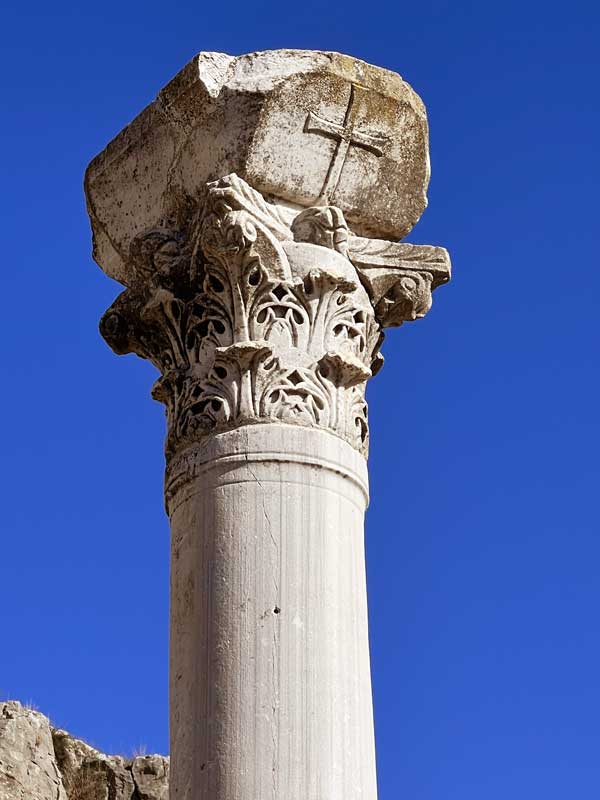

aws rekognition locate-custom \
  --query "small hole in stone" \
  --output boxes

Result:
[200,763,206,771]
[273,606,281,615]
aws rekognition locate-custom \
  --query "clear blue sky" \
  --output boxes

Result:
[1,1,599,797]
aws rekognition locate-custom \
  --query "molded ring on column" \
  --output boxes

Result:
[165,423,370,516]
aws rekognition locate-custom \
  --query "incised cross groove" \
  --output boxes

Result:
[304,84,390,204]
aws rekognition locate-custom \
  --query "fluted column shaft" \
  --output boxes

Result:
[166,424,376,800]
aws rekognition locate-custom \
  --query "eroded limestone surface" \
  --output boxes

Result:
[0,702,168,800]
[0,702,66,800]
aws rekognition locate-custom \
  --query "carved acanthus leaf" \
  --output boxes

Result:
[292,206,349,256]
[348,237,451,285]
[318,352,372,388]
[203,174,292,243]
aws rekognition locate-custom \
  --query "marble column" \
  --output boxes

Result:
[85,50,451,800]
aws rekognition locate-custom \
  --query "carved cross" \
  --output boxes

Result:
[305,84,390,203]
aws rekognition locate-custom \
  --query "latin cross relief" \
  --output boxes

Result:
[304,84,390,204]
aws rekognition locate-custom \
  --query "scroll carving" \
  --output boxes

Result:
[100,174,448,458]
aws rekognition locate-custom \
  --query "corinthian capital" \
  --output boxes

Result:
[101,175,382,457]
[87,51,451,460]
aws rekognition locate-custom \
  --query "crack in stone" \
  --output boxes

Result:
[129,761,143,800]
[245,456,280,799]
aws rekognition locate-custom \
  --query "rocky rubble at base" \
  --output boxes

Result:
[0,701,169,800]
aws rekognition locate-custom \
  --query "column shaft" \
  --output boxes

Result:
[166,424,377,800]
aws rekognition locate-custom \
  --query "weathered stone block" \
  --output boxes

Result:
[85,49,430,285]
